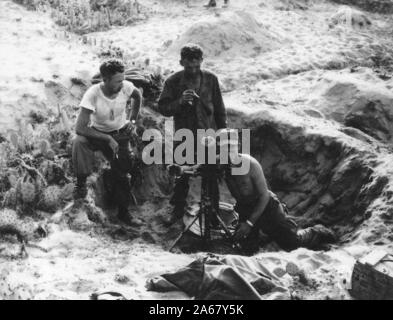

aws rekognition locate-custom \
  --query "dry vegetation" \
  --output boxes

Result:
[13,0,149,34]
[0,114,74,216]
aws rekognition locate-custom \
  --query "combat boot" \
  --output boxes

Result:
[118,206,144,227]
[73,176,88,200]
[297,224,336,249]
[115,175,143,227]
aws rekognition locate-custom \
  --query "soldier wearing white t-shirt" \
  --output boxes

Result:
[72,59,143,226]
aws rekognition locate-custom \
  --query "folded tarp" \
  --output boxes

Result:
[151,255,290,300]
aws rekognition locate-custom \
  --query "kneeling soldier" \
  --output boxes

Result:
[219,129,336,254]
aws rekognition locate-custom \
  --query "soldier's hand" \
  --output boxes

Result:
[124,121,136,136]
[168,164,182,176]
[234,222,252,241]
[108,137,119,158]
[180,89,199,106]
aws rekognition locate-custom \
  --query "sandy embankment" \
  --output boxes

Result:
[1,0,393,299]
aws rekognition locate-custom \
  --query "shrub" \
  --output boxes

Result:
[13,0,148,34]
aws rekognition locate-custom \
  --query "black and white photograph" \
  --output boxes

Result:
[0,0,393,304]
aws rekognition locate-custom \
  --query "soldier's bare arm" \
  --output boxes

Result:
[247,158,271,225]
[129,87,142,121]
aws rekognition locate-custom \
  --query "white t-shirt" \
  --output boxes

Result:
[79,81,135,132]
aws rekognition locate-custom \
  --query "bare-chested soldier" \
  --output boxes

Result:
[218,129,336,254]
[175,129,335,254]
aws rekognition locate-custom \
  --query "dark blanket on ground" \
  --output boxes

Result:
[153,255,289,300]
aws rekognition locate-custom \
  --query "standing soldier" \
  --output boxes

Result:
[158,44,227,224]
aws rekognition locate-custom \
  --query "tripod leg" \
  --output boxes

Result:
[168,211,202,252]
[199,207,204,240]
[215,213,243,252]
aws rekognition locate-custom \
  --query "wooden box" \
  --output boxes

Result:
[350,250,393,300]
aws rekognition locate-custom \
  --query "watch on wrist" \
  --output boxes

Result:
[246,220,254,228]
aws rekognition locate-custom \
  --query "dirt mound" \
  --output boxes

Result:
[329,6,372,29]
[224,110,389,243]
[308,72,393,143]
[167,10,288,59]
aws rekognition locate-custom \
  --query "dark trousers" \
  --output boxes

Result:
[170,174,190,208]
[72,126,134,210]
[169,140,194,208]
[235,192,300,252]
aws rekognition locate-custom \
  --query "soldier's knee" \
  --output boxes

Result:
[73,135,89,148]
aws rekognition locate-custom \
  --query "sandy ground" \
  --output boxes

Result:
[1,0,393,300]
